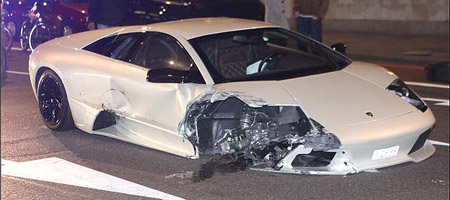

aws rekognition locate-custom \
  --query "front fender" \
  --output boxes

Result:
[342,61,398,88]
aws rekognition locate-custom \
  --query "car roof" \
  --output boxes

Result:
[124,17,278,40]
[51,18,278,49]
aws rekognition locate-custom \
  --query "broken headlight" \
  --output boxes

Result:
[386,79,427,112]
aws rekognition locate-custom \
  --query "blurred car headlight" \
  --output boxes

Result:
[387,79,427,112]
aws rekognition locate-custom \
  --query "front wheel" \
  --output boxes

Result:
[37,70,74,130]
[29,23,52,51]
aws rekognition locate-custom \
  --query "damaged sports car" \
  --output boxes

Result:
[29,18,435,175]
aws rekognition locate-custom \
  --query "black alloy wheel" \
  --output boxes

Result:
[37,70,74,130]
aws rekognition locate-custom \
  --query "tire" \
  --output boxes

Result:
[29,23,52,51]
[20,21,31,51]
[2,26,13,51]
[60,22,74,36]
[37,70,74,130]
[6,21,17,39]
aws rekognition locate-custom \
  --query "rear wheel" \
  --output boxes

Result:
[1,25,13,51]
[37,70,74,130]
[29,23,52,51]
[20,21,31,51]
[6,21,17,39]
[60,22,74,36]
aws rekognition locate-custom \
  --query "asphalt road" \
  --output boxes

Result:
[1,47,449,200]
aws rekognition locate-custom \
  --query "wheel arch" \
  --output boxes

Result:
[35,67,75,130]
[33,65,66,97]
[35,66,51,92]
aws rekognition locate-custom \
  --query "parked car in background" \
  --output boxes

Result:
[3,0,263,37]
[127,0,264,25]
[2,0,88,39]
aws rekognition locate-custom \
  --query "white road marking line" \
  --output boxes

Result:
[405,81,449,89]
[1,157,185,200]
[10,47,30,52]
[422,98,450,106]
[10,47,22,51]
[1,159,18,166]
[6,70,29,75]
[428,140,450,147]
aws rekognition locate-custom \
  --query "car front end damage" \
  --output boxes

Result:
[179,89,351,174]
[179,87,435,175]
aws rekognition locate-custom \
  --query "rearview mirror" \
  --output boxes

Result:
[331,43,347,55]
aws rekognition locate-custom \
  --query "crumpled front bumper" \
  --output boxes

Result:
[252,108,436,175]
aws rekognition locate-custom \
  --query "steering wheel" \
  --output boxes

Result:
[258,51,285,72]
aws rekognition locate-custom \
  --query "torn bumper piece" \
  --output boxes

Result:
[179,90,347,174]
[252,146,356,175]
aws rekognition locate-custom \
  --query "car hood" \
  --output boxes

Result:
[214,70,416,128]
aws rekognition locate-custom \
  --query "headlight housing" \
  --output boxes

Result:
[387,79,427,112]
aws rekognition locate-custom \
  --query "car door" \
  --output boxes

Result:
[78,31,209,156]
[82,31,206,129]
[102,31,209,156]
[120,32,208,133]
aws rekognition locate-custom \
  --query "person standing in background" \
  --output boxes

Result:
[88,0,130,30]
[261,0,293,29]
[294,0,329,42]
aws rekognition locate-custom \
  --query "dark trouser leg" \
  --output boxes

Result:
[311,18,323,43]
[296,17,311,37]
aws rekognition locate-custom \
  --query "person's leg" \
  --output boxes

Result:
[296,16,311,37]
[311,18,323,42]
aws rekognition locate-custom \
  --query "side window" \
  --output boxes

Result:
[83,33,145,63]
[103,33,144,62]
[132,32,205,84]
[83,35,115,54]
[131,33,192,71]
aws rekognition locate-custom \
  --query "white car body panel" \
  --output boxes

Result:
[280,70,415,128]
[29,18,436,174]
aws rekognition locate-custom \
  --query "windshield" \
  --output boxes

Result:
[189,28,352,83]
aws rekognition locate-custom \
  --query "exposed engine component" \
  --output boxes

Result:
[182,95,341,170]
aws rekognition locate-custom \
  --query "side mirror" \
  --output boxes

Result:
[147,68,190,83]
[331,43,347,55]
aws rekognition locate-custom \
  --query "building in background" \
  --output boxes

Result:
[322,0,449,35]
